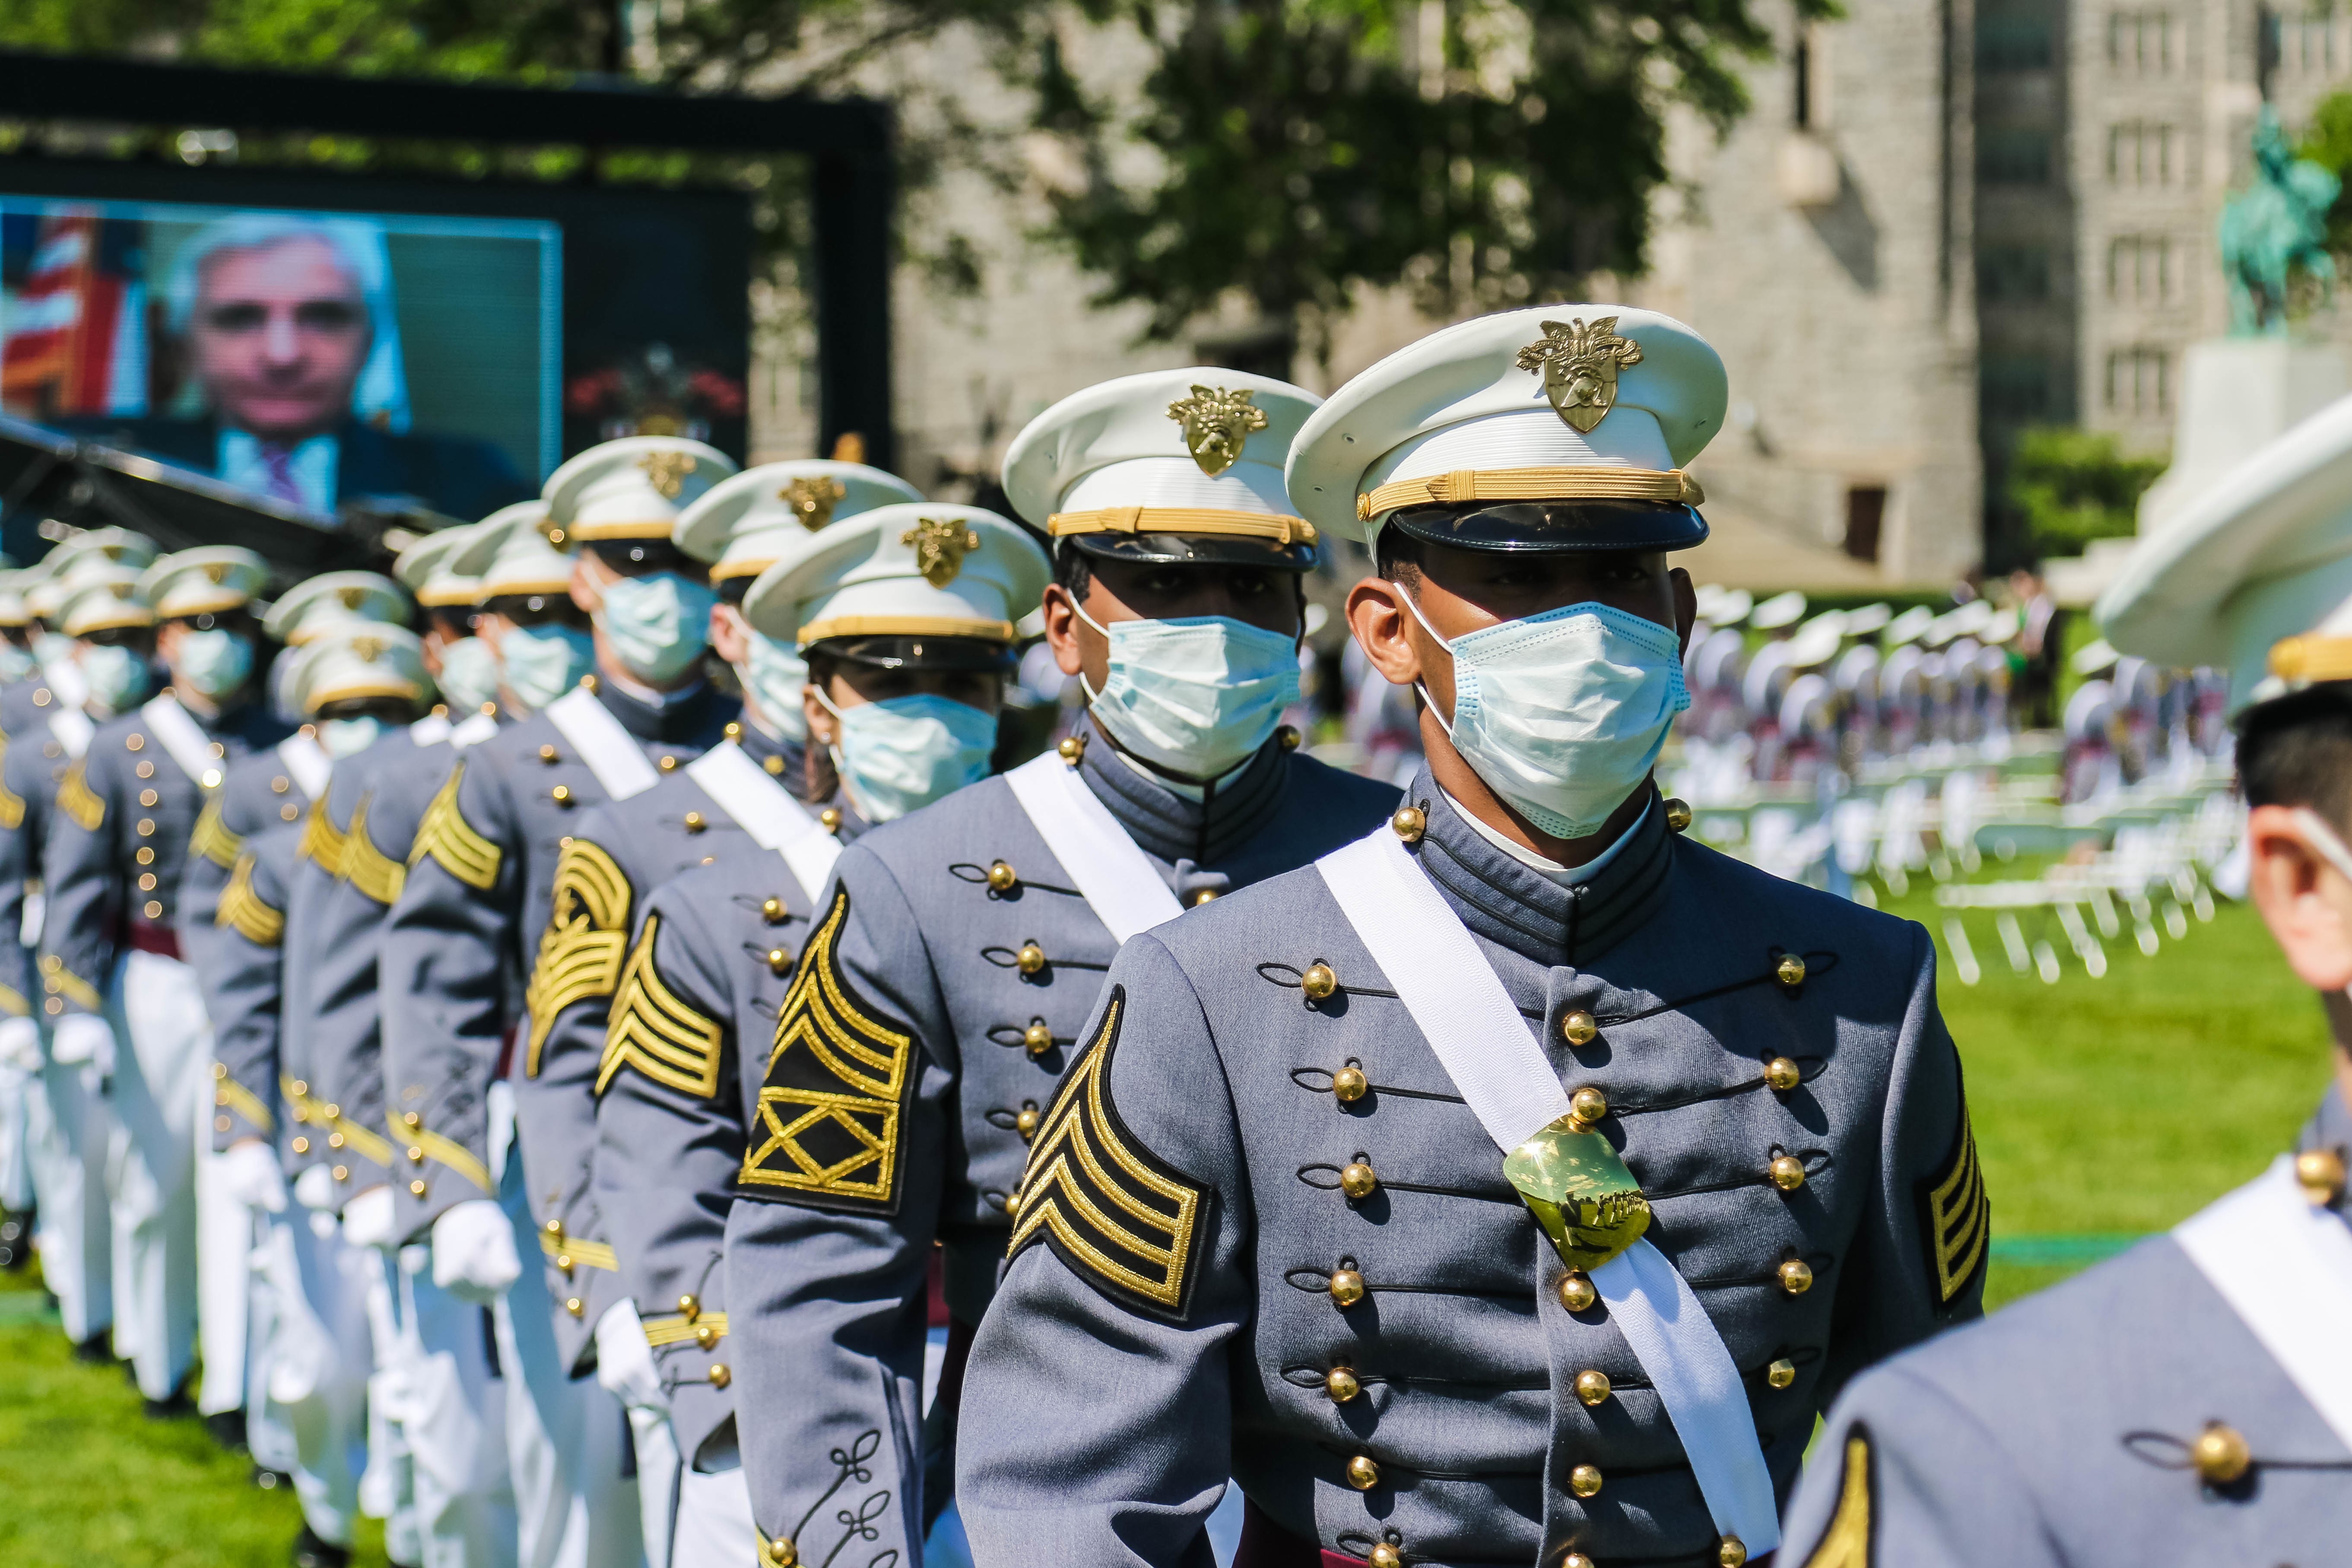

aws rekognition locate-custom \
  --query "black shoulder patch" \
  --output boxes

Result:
[1918,1092,1989,1307]
[1007,986,1208,1320]
[736,887,917,1215]
[1800,1425,1875,1567]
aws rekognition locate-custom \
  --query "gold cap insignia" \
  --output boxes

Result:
[351,635,384,662]
[903,516,983,588]
[337,586,365,609]
[110,581,132,600]
[1514,317,1644,435]
[782,476,848,532]
[203,561,229,584]
[637,450,698,499]
[1166,385,1269,477]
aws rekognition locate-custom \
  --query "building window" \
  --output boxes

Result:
[1981,246,2053,302]
[1981,131,2053,184]
[1844,486,1888,564]
[2108,9,2173,73]
[1983,356,2054,422]
[2106,346,2169,414]
[2107,235,2176,302]
[1978,16,2054,72]
[2108,121,2177,186]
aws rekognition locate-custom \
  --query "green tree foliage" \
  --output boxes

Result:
[2301,89,2352,254]
[2006,426,2166,561]
[1012,0,1836,359]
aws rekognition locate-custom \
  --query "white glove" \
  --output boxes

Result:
[431,1199,521,1304]
[0,1016,41,1072]
[594,1298,670,1414]
[49,1013,114,1074]
[342,1185,396,1251]
[292,1163,340,1213]
[217,1140,288,1213]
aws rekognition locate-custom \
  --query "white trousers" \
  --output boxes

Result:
[397,1243,519,1568]
[27,1054,111,1342]
[196,1072,253,1418]
[250,1212,375,1547]
[669,1458,758,1568]
[102,949,203,1400]
[0,1059,32,1212]
[492,1143,643,1568]
[362,1240,425,1565]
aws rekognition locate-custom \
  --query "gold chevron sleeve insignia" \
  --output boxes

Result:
[1006,987,1206,1318]
[523,837,633,1077]
[191,795,243,869]
[1920,1100,1989,1306]
[340,795,407,905]
[596,913,724,1100]
[217,853,285,947]
[409,763,502,891]
[56,760,103,832]
[296,796,348,875]
[1800,1428,1874,1567]
[737,888,916,1214]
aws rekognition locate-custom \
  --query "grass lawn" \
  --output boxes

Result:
[0,861,2332,1560]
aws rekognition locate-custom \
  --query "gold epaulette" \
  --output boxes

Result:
[409,764,501,890]
[596,913,723,1100]
[340,795,406,905]
[641,1310,727,1348]
[55,761,102,832]
[217,853,285,947]
[523,837,632,1077]
[191,795,242,870]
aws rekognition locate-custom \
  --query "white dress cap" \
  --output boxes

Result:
[675,460,925,580]
[741,503,1051,650]
[48,527,160,581]
[0,569,29,630]
[263,571,411,644]
[289,622,431,714]
[454,503,577,600]
[1002,368,1322,550]
[394,522,486,608]
[2097,392,2352,713]
[140,546,270,620]
[1286,304,1727,544]
[542,435,740,543]
[59,566,156,638]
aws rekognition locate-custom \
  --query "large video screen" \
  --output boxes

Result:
[0,194,559,525]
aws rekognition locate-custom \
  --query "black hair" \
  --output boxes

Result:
[2238,684,2352,828]
[1053,546,1092,600]
[1373,527,1425,585]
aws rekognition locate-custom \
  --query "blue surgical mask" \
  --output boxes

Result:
[596,571,716,685]
[436,636,501,716]
[825,692,997,823]
[739,631,809,743]
[1403,592,1689,840]
[1080,612,1301,779]
[34,632,73,668]
[319,715,386,759]
[175,628,254,701]
[0,642,32,686]
[77,643,152,716]
[499,624,594,714]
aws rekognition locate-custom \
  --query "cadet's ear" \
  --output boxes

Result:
[1670,566,1697,654]
[2246,803,2352,991]
[1345,576,1422,688]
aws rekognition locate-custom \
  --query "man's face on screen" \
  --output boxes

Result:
[190,236,372,444]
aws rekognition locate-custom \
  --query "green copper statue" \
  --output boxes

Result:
[2221,106,2340,334]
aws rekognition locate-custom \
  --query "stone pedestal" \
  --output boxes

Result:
[2136,338,2347,536]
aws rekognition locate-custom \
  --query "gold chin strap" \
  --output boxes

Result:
[1356,464,1705,522]
[2267,634,2352,684]
[1046,506,1317,547]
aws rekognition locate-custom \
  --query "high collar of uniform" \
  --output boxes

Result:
[594,677,732,745]
[2302,1079,2352,1221]
[732,719,809,799]
[1075,711,1289,866]
[1406,765,1674,967]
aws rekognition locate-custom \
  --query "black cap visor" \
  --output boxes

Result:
[1384,499,1709,554]
[808,633,1017,673]
[1060,530,1317,573]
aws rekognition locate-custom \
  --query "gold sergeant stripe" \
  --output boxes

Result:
[1923,1110,1989,1305]
[1799,1429,1874,1567]
[538,1230,618,1271]
[524,838,633,1077]
[340,796,407,905]
[216,1075,274,1133]
[190,796,243,869]
[1355,463,1705,521]
[641,1311,727,1347]
[217,854,285,946]
[409,763,502,890]
[1044,505,1316,546]
[55,761,102,832]
[596,914,724,1100]
[407,1124,495,1194]
[296,796,349,875]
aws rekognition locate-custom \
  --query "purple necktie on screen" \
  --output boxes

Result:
[259,444,305,507]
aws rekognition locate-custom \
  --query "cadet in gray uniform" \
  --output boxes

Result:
[380,437,741,1568]
[719,369,1400,1568]
[1778,391,2352,1568]
[957,311,1983,1568]
[591,501,1048,1564]
[44,547,293,1409]
[0,568,42,1276]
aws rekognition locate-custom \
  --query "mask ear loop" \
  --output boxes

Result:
[1390,580,1461,739]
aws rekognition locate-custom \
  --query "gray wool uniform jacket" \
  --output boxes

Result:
[721,720,1400,1568]
[589,825,859,1467]
[175,733,330,986]
[193,822,300,1153]
[1778,1085,2352,1568]
[0,706,95,1023]
[953,773,1986,1568]
[379,679,737,1247]
[518,720,825,1371]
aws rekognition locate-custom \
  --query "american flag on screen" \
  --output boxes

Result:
[0,207,148,419]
